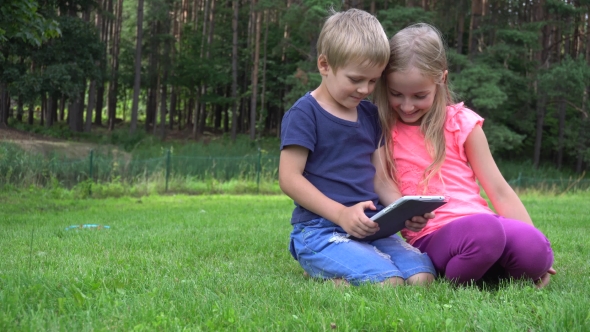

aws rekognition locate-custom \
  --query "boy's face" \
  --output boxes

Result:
[319,56,385,112]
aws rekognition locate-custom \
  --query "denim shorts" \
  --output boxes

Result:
[289,218,435,285]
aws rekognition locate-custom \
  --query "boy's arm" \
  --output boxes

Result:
[372,146,402,206]
[464,125,533,225]
[279,145,379,238]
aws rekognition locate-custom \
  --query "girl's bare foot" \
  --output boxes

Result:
[535,267,556,289]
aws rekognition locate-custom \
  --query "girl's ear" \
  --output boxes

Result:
[442,70,448,84]
[317,54,331,76]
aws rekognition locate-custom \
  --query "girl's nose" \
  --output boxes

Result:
[401,100,414,112]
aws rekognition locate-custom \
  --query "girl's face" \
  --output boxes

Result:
[386,67,438,125]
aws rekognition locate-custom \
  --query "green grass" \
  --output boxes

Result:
[1,191,589,331]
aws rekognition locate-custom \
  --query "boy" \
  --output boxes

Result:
[279,8,435,286]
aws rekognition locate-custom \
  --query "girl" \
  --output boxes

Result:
[373,23,555,288]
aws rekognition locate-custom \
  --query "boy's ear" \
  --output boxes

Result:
[317,54,330,76]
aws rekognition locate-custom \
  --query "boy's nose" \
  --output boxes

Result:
[357,83,370,94]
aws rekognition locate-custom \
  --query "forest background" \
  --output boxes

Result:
[1,0,590,175]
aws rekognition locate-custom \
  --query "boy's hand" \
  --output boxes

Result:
[404,212,435,233]
[336,201,379,239]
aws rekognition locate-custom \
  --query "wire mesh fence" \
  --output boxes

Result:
[508,173,590,192]
[1,143,589,194]
[0,146,279,193]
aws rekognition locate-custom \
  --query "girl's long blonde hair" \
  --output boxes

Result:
[374,23,455,190]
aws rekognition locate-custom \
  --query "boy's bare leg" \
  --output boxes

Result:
[382,277,405,286]
[406,272,435,286]
[303,272,404,287]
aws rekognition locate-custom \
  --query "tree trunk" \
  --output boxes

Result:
[46,95,57,128]
[95,85,105,126]
[160,9,172,141]
[16,96,23,122]
[576,10,590,173]
[108,0,124,131]
[223,86,229,132]
[169,0,180,131]
[456,0,465,55]
[197,0,216,137]
[40,93,46,126]
[258,10,269,139]
[0,83,8,127]
[59,95,66,122]
[249,2,261,140]
[95,0,110,127]
[169,88,177,130]
[27,102,34,125]
[69,87,87,132]
[86,80,96,132]
[192,90,199,138]
[130,0,144,135]
[230,0,239,141]
[532,0,549,169]
[145,20,160,132]
[214,87,222,130]
[556,97,566,169]
[186,97,194,129]
[159,80,168,140]
[468,0,483,60]
[193,0,211,138]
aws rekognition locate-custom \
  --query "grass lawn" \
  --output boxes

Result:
[0,191,589,331]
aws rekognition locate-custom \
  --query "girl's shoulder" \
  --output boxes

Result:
[445,103,484,133]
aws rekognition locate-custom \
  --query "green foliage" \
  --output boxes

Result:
[2,12,104,107]
[377,6,435,37]
[104,128,150,152]
[0,0,60,47]
[453,63,507,111]
[282,63,322,108]
[540,57,589,99]
[484,120,526,155]
[10,120,74,139]
[2,0,589,173]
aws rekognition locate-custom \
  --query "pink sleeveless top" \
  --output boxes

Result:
[393,103,494,244]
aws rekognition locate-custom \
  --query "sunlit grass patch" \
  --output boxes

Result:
[0,192,589,331]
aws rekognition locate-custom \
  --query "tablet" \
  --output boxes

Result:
[350,195,447,241]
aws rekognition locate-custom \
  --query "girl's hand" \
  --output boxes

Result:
[336,201,379,239]
[404,212,435,232]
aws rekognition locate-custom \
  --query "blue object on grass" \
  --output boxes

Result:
[65,224,111,230]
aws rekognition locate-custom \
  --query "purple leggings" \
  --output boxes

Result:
[413,214,554,284]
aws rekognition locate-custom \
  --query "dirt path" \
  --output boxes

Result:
[0,127,129,160]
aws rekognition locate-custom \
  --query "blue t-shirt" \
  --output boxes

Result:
[280,92,384,224]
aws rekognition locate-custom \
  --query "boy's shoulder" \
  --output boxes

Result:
[288,92,315,111]
[285,93,378,123]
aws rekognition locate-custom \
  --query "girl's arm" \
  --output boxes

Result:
[464,125,533,225]
[466,125,556,283]
[372,146,402,206]
[372,146,432,232]
[279,145,379,238]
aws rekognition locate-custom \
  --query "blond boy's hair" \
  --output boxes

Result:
[374,23,455,190]
[317,8,390,71]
